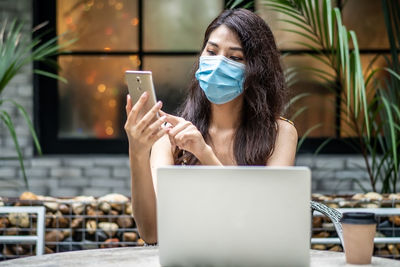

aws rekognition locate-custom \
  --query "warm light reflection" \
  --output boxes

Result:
[104,47,111,51]
[105,27,113,35]
[66,16,73,24]
[87,0,94,7]
[115,2,123,10]
[108,99,117,108]
[131,18,139,26]
[86,76,95,85]
[97,84,106,93]
[105,127,114,135]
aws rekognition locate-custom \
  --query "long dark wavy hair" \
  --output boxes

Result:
[174,8,287,165]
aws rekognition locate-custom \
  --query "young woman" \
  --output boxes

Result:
[124,9,298,244]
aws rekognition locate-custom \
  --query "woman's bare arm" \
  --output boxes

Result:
[266,120,298,166]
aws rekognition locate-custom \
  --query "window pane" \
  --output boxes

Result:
[142,56,197,114]
[282,55,336,137]
[256,0,338,50]
[342,0,388,49]
[58,55,140,139]
[57,0,138,51]
[143,0,224,51]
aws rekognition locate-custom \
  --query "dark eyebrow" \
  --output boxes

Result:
[207,41,243,51]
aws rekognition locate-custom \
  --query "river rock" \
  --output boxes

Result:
[45,212,53,227]
[364,192,383,201]
[2,245,14,256]
[58,203,71,214]
[0,217,9,228]
[45,230,65,244]
[388,244,400,257]
[4,227,20,236]
[389,193,400,200]
[98,222,119,237]
[123,232,138,242]
[329,245,342,252]
[360,203,379,208]
[311,244,326,250]
[389,216,400,226]
[313,231,330,238]
[351,193,365,200]
[98,202,111,213]
[375,249,390,257]
[20,191,39,201]
[86,220,97,235]
[72,196,96,215]
[44,202,59,212]
[312,194,332,201]
[374,232,387,249]
[101,238,119,248]
[87,206,104,217]
[137,238,145,246]
[70,217,83,228]
[125,202,132,215]
[98,194,129,212]
[45,246,54,254]
[312,216,322,228]
[51,211,69,228]
[117,215,133,228]
[11,244,26,255]
[0,197,4,206]
[8,212,30,228]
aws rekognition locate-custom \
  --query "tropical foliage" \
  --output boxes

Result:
[263,0,400,193]
[0,19,75,189]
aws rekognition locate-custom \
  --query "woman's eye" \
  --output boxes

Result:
[230,56,243,61]
[207,50,216,55]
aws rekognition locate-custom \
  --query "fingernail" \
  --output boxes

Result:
[142,92,148,97]
[160,115,167,120]
[157,101,162,107]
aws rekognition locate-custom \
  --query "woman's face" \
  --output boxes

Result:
[201,25,245,64]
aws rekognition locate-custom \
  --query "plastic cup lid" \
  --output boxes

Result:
[340,212,376,225]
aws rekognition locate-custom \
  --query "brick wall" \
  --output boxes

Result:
[0,0,394,198]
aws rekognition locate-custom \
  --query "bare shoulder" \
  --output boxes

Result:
[267,119,298,166]
[276,119,298,141]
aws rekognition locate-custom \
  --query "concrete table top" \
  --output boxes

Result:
[1,247,399,267]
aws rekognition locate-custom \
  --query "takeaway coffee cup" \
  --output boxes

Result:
[340,212,376,264]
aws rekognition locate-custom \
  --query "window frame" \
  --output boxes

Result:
[32,0,389,155]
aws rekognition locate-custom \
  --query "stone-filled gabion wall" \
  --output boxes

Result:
[0,192,143,261]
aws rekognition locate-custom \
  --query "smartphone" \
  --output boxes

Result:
[125,70,158,122]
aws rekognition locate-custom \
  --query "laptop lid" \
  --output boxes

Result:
[157,166,311,267]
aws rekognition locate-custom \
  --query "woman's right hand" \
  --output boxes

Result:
[124,92,169,156]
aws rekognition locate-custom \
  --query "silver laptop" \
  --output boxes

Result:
[157,166,311,267]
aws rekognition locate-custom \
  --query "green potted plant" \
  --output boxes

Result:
[262,0,400,193]
[0,19,75,189]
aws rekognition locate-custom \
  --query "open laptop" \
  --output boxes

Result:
[157,166,311,267]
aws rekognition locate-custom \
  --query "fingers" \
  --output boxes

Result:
[135,101,163,133]
[125,94,132,116]
[160,110,183,127]
[168,121,191,138]
[143,115,167,137]
[128,92,148,124]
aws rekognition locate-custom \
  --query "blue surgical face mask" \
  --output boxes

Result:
[195,55,245,104]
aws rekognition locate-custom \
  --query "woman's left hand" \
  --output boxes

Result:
[159,110,210,161]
